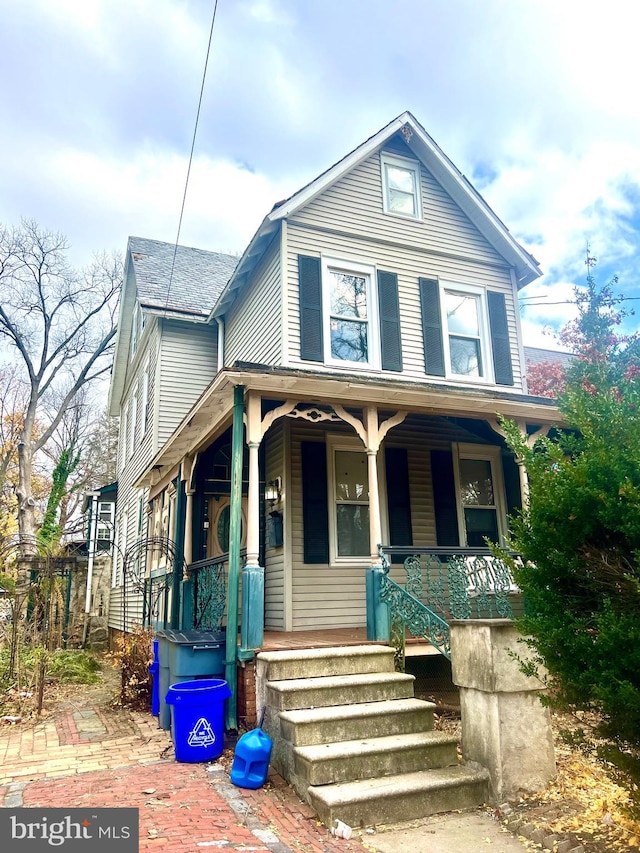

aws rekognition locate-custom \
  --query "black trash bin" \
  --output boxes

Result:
[155,629,225,731]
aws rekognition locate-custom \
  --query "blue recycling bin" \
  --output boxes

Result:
[165,679,232,763]
[155,629,225,731]
[230,728,273,789]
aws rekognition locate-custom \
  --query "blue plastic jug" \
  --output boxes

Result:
[230,728,273,789]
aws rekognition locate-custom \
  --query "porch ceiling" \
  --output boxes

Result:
[137,364,561,488]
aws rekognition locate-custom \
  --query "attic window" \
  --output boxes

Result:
[381,152,421,220]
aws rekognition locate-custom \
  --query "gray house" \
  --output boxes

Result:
[107,111,559,720]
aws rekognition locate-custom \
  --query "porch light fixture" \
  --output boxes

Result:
[265,477,281,507]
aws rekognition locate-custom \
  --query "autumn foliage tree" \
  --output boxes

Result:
[501,264,640,810]
[0,220,121,557]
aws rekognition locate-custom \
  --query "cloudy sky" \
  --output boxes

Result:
[2,0,639,347]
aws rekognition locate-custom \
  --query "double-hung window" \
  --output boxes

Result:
[323,258,378,368]
[329,440,370,562]
[141,359,150,436]
[128,395,137,458]
[454,444,506,547]
[381,152,422,219]
[441,283,491,381]
[97,501,115,543]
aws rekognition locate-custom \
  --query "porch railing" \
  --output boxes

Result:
[188,549,246,632]
[378,545,522,662]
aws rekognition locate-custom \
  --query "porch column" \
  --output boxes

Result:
[364,407,389,642]
[517,459,530,510]
[241,392,264,654]
[180,483,195,630]
[225,384,245,732]
[170,474,186,629]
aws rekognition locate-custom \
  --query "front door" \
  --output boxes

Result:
[207,496,247,558]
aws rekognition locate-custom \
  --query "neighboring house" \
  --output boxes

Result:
[523,346,574,372]
[82,482,118,554]
[107,111,560,680]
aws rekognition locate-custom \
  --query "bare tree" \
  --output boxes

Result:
[0,220,121,556]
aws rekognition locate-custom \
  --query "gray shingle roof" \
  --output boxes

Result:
[524,346,574,368]
[128,236,239,317]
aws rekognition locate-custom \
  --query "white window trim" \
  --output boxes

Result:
[440,281,493,384]
[452,443,507,547]
[380,151,422,220]
[141,358,150,436]
[129,395,137,459]
[321,256,380,370]
[112,509,127,588]
[120,408,128,472]
[97,501,115,544]
[326,435,371,567]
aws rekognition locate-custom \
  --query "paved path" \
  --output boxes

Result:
[0,698,528,852]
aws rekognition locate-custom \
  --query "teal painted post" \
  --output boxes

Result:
[171,476,186,629]
[366,564,390,642]
[240,564,264,652]
[180,578,193,630]
[225,385,244,731]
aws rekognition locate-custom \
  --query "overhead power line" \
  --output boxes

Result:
[163,0,220,315]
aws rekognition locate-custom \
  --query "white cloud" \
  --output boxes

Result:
[1,0,639,349]
[46,145,288,260]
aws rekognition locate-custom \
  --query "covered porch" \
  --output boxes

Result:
[137,365,560,725]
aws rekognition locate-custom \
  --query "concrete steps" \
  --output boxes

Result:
[267,671,416,711]
[294,731,459,786]
[256,644,487,828]
[279,697,434,745]
[308,766,490,828]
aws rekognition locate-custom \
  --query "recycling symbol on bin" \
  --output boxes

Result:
[187,717,217,747]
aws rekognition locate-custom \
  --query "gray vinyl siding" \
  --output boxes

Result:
[111,315,214,633]
[224,237,281,366]
[264,420,286,629]
[285,222,524,390]
[287,414,501,630]
[293,146,504,266]
[157,319,218,447]
[108,487,147,632]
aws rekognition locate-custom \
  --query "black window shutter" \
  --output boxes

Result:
[298,255,323,362]
[430,449,460,546]
[503,452,522,525]
[301,441,329,563]
[419,278,445,377]
[377,271,403,372]
[487,291,514,386]
[385,447,412,564]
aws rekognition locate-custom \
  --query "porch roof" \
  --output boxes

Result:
[137,363,561,489]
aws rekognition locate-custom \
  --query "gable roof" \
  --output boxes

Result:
[108,238,238,415]
[211,111,542,319]
[129,236,238,318]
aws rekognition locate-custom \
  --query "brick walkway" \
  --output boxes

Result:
[0,702,370,852]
